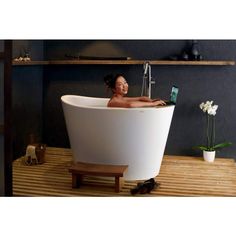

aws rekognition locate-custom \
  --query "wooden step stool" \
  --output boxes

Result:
[68,162,128,193]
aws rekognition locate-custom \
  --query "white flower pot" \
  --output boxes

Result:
[203,150,216,162]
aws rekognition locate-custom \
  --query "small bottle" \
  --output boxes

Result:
[191,40,200,60]
[181,51,189,61]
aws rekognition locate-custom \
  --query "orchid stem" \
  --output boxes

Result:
[212,116,215,149]
[206,114,210,150]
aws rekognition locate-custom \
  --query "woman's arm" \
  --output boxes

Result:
[108,98,166,108]
[127,100,166,108]
[123,96,154,102]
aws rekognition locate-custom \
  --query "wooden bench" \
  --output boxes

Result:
[68,162,128,193]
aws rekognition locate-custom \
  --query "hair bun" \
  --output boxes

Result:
[104,74,114,88]
[104,73,124,90]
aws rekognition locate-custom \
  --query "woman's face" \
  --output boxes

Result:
[114,76,129,95]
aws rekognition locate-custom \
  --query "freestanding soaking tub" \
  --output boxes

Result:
[61,95,175,180]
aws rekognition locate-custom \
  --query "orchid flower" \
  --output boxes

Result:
[194,100,232,152]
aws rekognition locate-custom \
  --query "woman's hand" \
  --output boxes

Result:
[152,100,166,106]
[140,97,166,106]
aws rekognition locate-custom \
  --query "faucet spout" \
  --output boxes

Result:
[143,61,149,76]
[141,61,155,99]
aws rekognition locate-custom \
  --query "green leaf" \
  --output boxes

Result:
[193,145,209,151]
[193,142,232,151]
[212,142,232,150]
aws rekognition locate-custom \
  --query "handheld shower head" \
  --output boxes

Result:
[143,61,149,76]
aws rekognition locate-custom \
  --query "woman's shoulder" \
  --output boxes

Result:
[107,96,128,108]
[107,99,113,107]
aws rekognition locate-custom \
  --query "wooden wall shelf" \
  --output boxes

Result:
[12,60,235,66]
[12,60,49,65]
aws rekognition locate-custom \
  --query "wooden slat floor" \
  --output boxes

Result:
[13,147,236,197]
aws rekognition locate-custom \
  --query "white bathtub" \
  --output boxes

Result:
[61,95,175,180]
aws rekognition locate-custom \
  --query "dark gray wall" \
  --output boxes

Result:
[43,40,236,159]
[12,40,44,159]
[0,41,4,195]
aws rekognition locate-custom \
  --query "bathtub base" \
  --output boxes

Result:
[68,162,128,192]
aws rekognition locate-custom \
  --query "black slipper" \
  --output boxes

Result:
[130,178,160,195]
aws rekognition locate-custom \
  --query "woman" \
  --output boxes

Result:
[104,74,166,108]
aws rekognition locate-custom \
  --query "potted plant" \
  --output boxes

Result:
[194,100,232,162]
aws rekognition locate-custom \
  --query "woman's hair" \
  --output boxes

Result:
[104,74,124,90]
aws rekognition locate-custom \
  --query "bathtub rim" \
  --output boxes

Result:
[61,95,175,110]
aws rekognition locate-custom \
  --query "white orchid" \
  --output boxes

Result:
[195,100,232,152]
[207,105,218,116]
[199,101,218,115]
[199,102,204,110]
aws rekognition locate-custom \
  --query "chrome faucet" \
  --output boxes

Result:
[141,61,155,98]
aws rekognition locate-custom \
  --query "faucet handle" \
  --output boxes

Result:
[151,79,155,85]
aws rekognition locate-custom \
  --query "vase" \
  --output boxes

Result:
[203,150,216,162]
